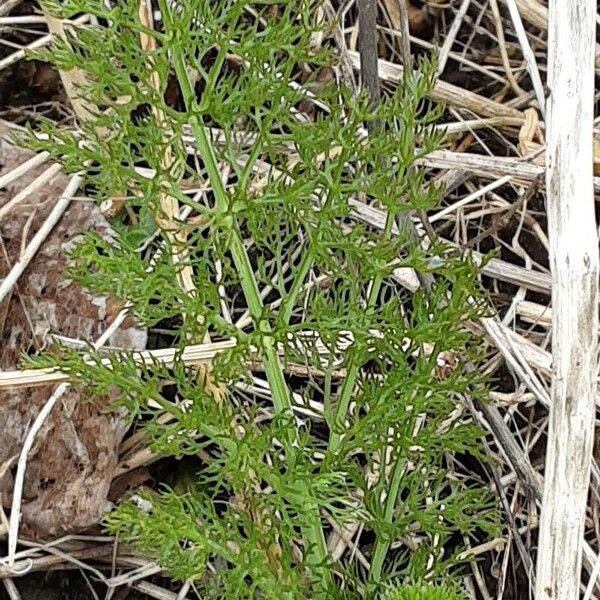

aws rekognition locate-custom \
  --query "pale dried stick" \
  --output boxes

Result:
[428,174,513,223]
[2,298,155,568]
[348,183,552,294]
[3,383,75,568]
[503,0,546,29]
[44,15,97,121]
[347,51,524,118]
[0,339,238,389]
[0,0,25,17]
[138,1,193,294]
[488,0,527,97]
[346,196,556,388]
[437,0,472,75]
[535,0,599,597]
[105,562,163,588]
[1,175,185,566]
[0,7,104,305]
[395,0,412,71]
[584,554,600,600]
[435,116,525,135]
[322,0,357,91]
[137,1,223,403]
[503,0,546,117]
[0,151,50,189]
[500,0,600,73]
[134,581,180,600]
[0,16,47,25]
[0,163,62,221]
[0,15,88,72]
[516,300,551,327]
[419,149,600,193]
[2,579,21,600]
[176,582,191,600]
[0,174,81,305]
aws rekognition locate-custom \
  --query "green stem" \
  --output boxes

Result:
[328,210,396,452]
[167,41,293,415]
[369,455,406,583]
[157,3,329,591]
[226,229,291,415]
[328,208,403,581]
[279,244,315,325]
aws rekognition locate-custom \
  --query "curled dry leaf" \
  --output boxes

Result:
[518,108,600,175]
[517,107,545,165]
[0,140,147,538]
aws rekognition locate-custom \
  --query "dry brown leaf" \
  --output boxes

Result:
[0,140,147,538]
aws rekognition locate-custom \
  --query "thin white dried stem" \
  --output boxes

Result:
[0,0,25,17]
[105,562,163,588]
[5,383,70,566]
[395,0,412,71]
[2,294,156,569]
[583,553,600,600]
[419,149,600,193]
[503,0,546,117]
[429,174,512,223]
[347,51,524,119]
[0,163,62,221]
[0,339,238,389]
[435,116,525,135]
[1,579,21,600]
[0,174,81,305]
[137,2,217,366]
[176,581,192,600]
[0,16,47,24]
[133,581,179,600]
[437,0,472,75]
[0,151,49,189]
[0,15,88,71]
[480,316,550,406]
[488,0,526,97]
[44,15,97,122]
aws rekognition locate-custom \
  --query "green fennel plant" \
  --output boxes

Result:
[24,0,499,597]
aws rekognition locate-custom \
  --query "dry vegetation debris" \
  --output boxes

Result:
[0,139,147,538]
[0,0,598,599]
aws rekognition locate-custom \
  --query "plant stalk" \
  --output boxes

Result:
[156,1,329,591]
[369,455,406,583]
[328,210,396,452]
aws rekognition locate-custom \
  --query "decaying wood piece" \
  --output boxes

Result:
[0,140,147,538]
[534,1,599,598]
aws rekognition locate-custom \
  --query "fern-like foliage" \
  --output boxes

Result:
[23,0,499,597]
[382,582,467,600]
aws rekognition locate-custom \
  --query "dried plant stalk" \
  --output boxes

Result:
[535,1,600,598]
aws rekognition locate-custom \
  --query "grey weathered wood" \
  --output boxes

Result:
[357,0,380,112]
[535,1,600,599]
